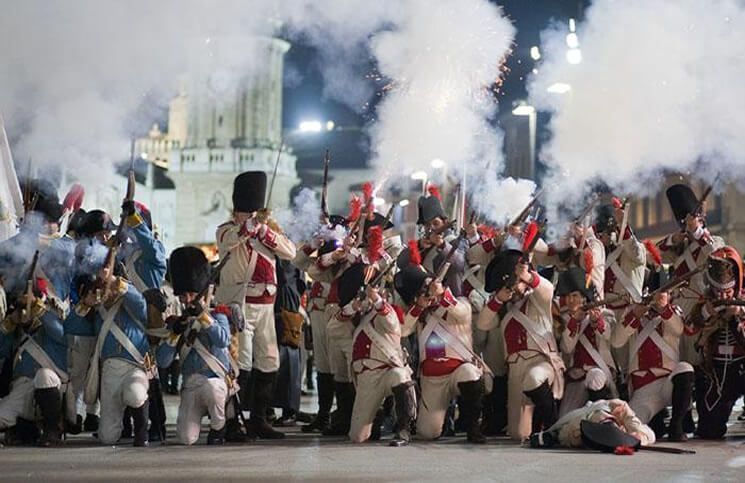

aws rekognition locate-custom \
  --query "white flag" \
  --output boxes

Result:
[0,114,23,241]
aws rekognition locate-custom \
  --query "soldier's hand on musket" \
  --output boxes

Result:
[331,248,347,262]
[366,285,381,305]
[515,261,532,284]
[631,303,649,319]
[428,231,445,248]
[184,300,205,318]
[465,222,478,240]
[121,199,136,217]
[495,286,513,303]
[588,308,604,331]
[428,279,445,298]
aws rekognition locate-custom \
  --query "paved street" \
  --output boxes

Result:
[1,394,745,482]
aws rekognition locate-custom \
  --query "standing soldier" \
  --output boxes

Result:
[657,183,724,364]
[556,267,616,416]
[396,256,486,444]
[687,247,745,439]
[215,171,296,439]
[156,247,233,445]
[611,268,695,442]
[477,250,564,442]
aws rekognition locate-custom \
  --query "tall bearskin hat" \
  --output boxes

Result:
[233,171,267,213]
[706,246,743,294]
[666,184,700,227]
[169,246,212,296]
[594,203,618,235]
[394,241,430,305]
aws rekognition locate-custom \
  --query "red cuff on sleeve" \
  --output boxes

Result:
[409,305,424,318]
[377,302,391,316]
[623,312,640,329]
[440,289,457,307]
[528,271,540,289]
[622,226,632,240]
[486,297,502,312]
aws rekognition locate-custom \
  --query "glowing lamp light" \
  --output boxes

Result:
[566,33,579,49]
[410,171,428,181]
[299,120,323,133]
[326,121,335,131]
[431,158,446,169]
[140,152,149,160]
[530,46,541,61]
[566,48,582,65]
[569,18,576,32]
[512,104,535,116]
[547,83,572,94]
[399,199,410,207]
[373,197,385,207]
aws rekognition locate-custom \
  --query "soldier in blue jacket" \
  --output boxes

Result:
[0,179,75,446]
[66,239,151,447]
[157,247,234,445]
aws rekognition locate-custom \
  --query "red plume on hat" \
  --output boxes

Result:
[62,183,85,212]
[367,226,383,263]
[583,247,594,288]
[362,181,375,215]
[347,195,362,223]
[643,239,662,266]
[408,240,422,266]
[427,184,442,201]
[522,220,539,253]
[611,196,623,209]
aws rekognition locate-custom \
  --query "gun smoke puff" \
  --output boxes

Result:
[273,187,322,244]
[530,0,745,210]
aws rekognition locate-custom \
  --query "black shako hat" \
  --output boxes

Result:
[394,265,430,306]
[484,249,524,293]
[556,266,593,300]
[169,246,211,296]
[580,420,641,453]
[233,171,267,213]
[417,195,446,225]
[337,263,369,308]
[665,184,699,227]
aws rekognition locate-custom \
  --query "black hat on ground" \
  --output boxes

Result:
[484,249,524,293]
[169,246,211,296]
[233,171,267,213]
[556,267,593,300]
[417,195,446,225]
[665,184,699,227]
[580,420,641,453]
[337,263,368,308]
[394,265,430,306]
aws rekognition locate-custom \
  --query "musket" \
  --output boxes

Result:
[102,145,136,281]
[424,219,458,238]
[20,250,40,325]
[265,143,284,211]
[580,294,625,311]
[508,188,544,228]
[430,210,474,284]
[691,175,719,219]
[179,252,233,348]
[642,266,704,304]
[320,149,330,221]
[354,261,397,303]
[712,298,745,308]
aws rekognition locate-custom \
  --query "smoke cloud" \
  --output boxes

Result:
[273,187,322,244]
[530,0,745,208]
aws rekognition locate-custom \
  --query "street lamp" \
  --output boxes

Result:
[547,83,572,94]
[512,104,536,116]
[298,120,323,133]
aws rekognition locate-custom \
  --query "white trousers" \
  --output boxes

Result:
[176,373,228,445]
[309,305,331,373]
[68,335,99,416]
[349,367,412,443]
[507,358,556,442]
[558,368,608,417]
[98,358,149,445]
[417,363,482,440]
[326,308,354,384]
[238,303,279,372]
[629,362,694,423]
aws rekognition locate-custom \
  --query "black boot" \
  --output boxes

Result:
[207,425,226,445]
[441,401,456,437]
[482,376,508,436]
[523,381,557,433]
[390,382,417,447]
[458,380,486,444]
[35,388,63,447]
[147,380,166,442]
[306,356,315,391]
[648,409,668,439]
[224,416,247,443]
[83,413,99,432]
[322,382,355,436]
[246,370,285,439]
[587,384,613,402]
[131,401,149,447]
[370,408,385,441]
[669,372,694,442]
[121,408,133,439]
[237,370,253,411]
[67,414,83,435]
[302,372,334,433]
[6,418,40,446]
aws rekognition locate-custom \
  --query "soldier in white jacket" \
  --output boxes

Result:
[215,171,296,439]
